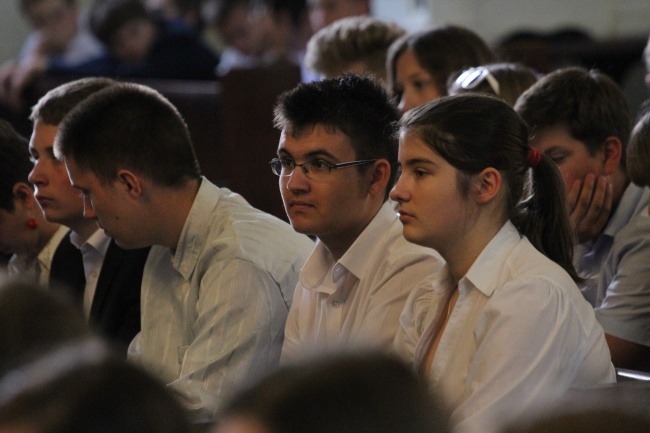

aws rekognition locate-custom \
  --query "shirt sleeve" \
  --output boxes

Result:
[595,215,650,346]
[361,258,438,353]
[167,258,288,421]
[280,282,303,364]
[394,280,438,366]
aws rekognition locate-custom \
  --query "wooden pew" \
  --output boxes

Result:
[217,63,302,221]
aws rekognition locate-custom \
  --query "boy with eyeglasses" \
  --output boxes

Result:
[54,82,314,422]
[273,74,443,363]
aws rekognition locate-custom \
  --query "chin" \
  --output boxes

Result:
[287,217,312,234]
[402,228,431,248]
[113,237,136,250]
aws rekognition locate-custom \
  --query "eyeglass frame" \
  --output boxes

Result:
[269,157,379,178]
[454,67,501,96]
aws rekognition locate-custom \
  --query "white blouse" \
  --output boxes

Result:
[395,221,615,433]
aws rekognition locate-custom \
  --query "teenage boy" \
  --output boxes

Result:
[272,75,443,362]
[55,82,314,420]
[516,67,650,370]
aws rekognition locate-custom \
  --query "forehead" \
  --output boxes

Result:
[65,157,100,188]
[530,124,585,152]
[396,50,426,75]
[29,122,59,150]
[27,0,70,14]
[279,124,355,157]
[399,131,433,155]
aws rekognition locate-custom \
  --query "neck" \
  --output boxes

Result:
[69,218,99,243]
[442,218,504,283]
[321,201,383,261]
[154,178,202,249]
[36,219,61,252]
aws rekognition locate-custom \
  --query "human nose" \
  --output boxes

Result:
[285,164,310,192]
[389,173,409,203]
[28,161,45,186]
[398,91,415,113]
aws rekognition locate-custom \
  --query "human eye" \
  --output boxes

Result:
[547,151,568,166]
[309,159,331,172]
[279,158,294,169]
[412,79,427,91]
[414,168,429,178]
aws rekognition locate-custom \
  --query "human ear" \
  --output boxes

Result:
[117,170,143,197]
[367,159,391,197]
[601,136,623,175]
[12,182,36,210]
[473,167,501,204]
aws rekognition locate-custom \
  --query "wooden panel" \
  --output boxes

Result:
[218,63,302,221]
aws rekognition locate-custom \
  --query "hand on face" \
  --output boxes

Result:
[567,173,613,243]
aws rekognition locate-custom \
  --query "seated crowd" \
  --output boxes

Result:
[0,1,649,433]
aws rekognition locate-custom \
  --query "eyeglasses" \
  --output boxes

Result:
[454,67,500,96]
[270,158,378,179]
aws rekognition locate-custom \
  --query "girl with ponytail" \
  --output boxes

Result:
[390,94,615,433]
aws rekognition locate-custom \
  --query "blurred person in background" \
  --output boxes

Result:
[447,62,539,107]
[304,15,404,82]
[0,0,104,111]
[387,25,495,113]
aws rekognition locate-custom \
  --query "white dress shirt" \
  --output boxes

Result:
[395,221,615,433]
[281,201,444,362]
[70,228,111,318]
[129,178,313,421]
[8,225,69,286]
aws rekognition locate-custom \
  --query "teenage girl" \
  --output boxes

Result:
[390,94,615,433]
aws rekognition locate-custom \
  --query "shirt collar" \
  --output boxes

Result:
[338,202,396,279]
[602,183,649,238]
[173,177,218,280]
[461,220,522,297]
[38,225,70,272]
[299,202,393,289]
[70,227,111,258]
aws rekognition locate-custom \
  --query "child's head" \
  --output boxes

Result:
[305,16,404,80]
[448,63,539,107]
[387,25,495,112]
[516,67,631,172]
[20,0,79,54]
[391,94,578,280]
[91,0,156,63]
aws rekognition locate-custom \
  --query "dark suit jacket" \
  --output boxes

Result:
[50,235,149,357]
[89,240,150,356]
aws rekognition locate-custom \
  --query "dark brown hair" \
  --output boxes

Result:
[386,25,495,99]
[400,94,579,281]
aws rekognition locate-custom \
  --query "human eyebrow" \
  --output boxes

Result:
[277,148,293,159]
[303,149,340,162]
[403,157,437,168]
[277,148,340,162]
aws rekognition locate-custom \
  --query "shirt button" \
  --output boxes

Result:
[90,271,98,279]
[332,299,340,307]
